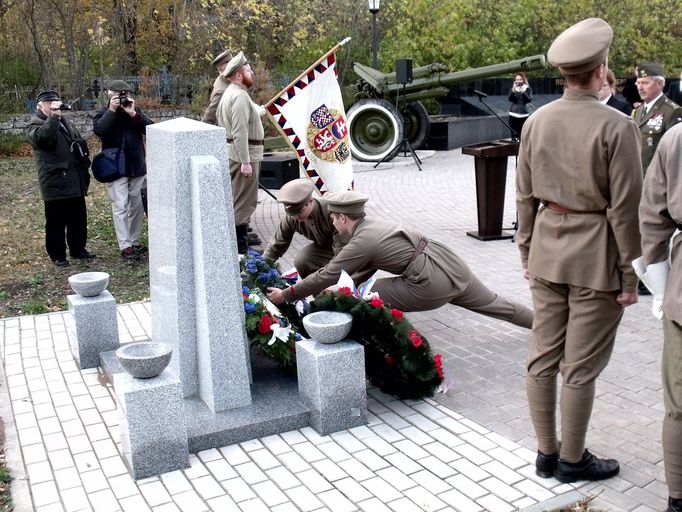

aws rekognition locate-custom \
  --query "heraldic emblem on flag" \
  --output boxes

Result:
[265,38,353,193]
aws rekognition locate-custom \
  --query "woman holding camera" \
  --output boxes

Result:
[508,73,533,141]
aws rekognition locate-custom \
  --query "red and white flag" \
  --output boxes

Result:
[266,39,353,193]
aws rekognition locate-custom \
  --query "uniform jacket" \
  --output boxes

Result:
[25,111,90,202]
[632,94,682,171]
[606,95,633,116]
[516,88,643,293]
[217,83,264,164]
[639,123,682,324]
[263,198,343,261]
[666,80,682,105]
[93,104,153,177]
[281,217,471,304]
[509,87,533,116]
[201,75,229,125]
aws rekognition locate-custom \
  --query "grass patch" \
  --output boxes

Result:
[0,132,26,157]
[0,143,150,318]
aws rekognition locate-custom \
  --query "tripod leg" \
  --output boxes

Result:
[403,139,423,170]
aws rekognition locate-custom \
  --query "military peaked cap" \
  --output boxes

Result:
[547,18,613,75]
[223,51,248,78]
[325,191,368,215]
[211,49,233,66]
[277,179,315,214]
[37,90,60,102]
[637,62,665,78]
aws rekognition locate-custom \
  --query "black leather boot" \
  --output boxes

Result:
[555,449,619,483]
[668,497,682,512]
[236,225,249,254]
[535,450,559,478]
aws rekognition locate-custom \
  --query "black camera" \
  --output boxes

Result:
[57,103,72,111]
[118,94,133,107]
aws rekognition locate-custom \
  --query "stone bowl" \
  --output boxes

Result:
[68,272,110,297]
[116,342,173,379]
[303,311,353,344]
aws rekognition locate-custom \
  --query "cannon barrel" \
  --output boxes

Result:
[354,54,546,98]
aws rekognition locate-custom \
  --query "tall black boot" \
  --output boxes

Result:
[236,224,249,254]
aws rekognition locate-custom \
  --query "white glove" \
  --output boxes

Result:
[257,105,266,117]
[632,257,670,319]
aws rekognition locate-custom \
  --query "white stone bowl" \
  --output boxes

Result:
[68,271,110,297]
[116,342,173,379]
[303,311,353,344]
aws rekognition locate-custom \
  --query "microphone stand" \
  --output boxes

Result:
[474,92,519,140]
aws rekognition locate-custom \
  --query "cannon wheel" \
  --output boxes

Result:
[402,101,430,150]
[347,99,404,162]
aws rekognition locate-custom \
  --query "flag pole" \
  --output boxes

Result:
[264,37,351,108]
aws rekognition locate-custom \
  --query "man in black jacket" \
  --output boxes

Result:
[25,90,95,267]
[93,80,153,260]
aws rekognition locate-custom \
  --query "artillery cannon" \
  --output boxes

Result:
[343,54,546,161]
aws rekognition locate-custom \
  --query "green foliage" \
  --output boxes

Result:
[19,300,48,315]
[0,132,26,155]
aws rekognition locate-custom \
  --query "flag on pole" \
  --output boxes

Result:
[265,39,353,194]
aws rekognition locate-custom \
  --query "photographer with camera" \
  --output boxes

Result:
[93,80,153,261]
[25,90,95,267]
[508,72,533,141]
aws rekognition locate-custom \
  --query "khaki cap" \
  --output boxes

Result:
[278,179,314,214]
[547,18,612,75]
[325,191,368,216]
[211,49,233,66]
[107,79,133,92]
[637,61,664,78]
[223,51,248,78]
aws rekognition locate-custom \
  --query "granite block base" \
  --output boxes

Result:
[68,291,119,369]
[296,339,367,436]
[116,371,189,480]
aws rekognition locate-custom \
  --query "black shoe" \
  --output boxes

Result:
[71,249,96,260]
[668,497,682,512]
[132,244,147,255]
[247,232,262,245]
[54,259,70,267]
[638,282,652,296]
[121,247,141,261]
[535,450,559,478]
[555,449,619,483]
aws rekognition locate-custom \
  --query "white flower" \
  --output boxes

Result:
[268,323,292,345]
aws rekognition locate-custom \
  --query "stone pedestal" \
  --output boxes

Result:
[296,339,367,436]
[67,291,119,369]
[116,370,189,480]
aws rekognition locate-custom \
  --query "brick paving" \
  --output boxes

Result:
[0,148,667,511]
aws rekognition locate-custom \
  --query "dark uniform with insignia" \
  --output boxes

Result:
[632,62,682,172]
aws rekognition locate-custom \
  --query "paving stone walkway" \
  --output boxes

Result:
[0,148,667,511]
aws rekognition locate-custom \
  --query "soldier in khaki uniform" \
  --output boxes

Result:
[217,51,265,253]
[201,49,232,125]
[639,123,682,512]
[267,192,533,328]
[516,18,643,483]
[263,178,343,278]
[632,61,682,172]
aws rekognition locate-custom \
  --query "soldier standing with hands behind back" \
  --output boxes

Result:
[25,90,95,267]
[516,18,643,483]
[217,51,265,254]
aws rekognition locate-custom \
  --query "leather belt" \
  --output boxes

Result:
[226,138,264,146]
[542,201,606,215]
[408,238,428,266]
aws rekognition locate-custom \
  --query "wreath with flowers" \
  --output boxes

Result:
[240,251,444,399]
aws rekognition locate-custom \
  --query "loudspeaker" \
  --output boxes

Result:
[395,59,413,84]
[259,152,300,189]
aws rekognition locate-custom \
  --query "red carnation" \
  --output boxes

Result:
[257,315,274,334]
[434,354,444,379]
[338,287,353,296]
[369,297,384,308]
[390,309,404,321]
[384,354,395,367]
[408,330,423,348]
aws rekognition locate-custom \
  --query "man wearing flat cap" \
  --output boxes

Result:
[94,80,153,261]
[639,123,682,512]
[266,191,533,329]
[217,51,265,254]
[516,18,643,483]
[25,90,95,267]
[633,61,682,172]
[201,48,233,125]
